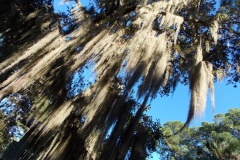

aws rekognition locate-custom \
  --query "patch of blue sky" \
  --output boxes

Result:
[67,61,96,98]
[0,98,27,141]
[148,152,161,160]
[9,126,25,141]
[53,0,76,13]
[0,98,15,114]
[104,120,117,140]
[147,80,240,127]
[53,0,94,14]
[0,33,3,47]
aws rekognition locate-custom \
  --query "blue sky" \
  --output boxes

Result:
[148,81,240,126]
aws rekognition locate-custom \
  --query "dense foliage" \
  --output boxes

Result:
[0,111,10,156]
[0,0,239,159]
[0,94,29,156]
[159,108,240,160]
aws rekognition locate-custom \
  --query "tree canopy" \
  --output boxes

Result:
[0,0,239,159]
[159,108,240,160]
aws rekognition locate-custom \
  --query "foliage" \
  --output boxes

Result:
[0,111,11,156]
[160,108,240,160]
[0,0,239,159]
[0,94,29,156]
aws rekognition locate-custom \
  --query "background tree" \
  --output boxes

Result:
[0,0,239,159]
[0,94,29,156]
[0,111,11,157]
[159,108,240,160]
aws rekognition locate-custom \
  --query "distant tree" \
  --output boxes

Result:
[0,111,11,156]
[0,0,239,159]
[0,94,29,156]
[159,108,240,160]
